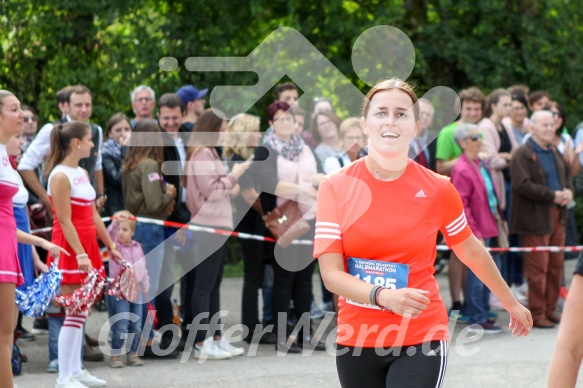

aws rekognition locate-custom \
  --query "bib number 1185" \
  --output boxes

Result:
[354,274,397,289]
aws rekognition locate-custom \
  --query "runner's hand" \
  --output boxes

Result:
[378,288,430,318]
[504,300,532,336]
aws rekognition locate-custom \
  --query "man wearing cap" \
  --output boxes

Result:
[176,85,207,130]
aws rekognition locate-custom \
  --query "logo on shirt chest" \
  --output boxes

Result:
[2,156,8,166]
[415,189,427,198]
[73,175,90,185]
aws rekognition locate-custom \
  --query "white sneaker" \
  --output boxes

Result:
[73,369,107,387]
[511,285,528,306]
[193,337,232,360]
[215,337,245,356]
[489,294,504,311]
[55,376,87,388]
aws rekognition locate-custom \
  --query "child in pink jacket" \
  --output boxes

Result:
[106,210,150,368]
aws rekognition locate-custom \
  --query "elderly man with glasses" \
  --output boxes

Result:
[130,85,156,127]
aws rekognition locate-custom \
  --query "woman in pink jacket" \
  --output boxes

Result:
[478,89,518,212]
[106,210,150,368]
[451,123,503,334]
[185,109,250,360]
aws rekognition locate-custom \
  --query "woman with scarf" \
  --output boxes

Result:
[249,101,326,353]
[102,113,131,217]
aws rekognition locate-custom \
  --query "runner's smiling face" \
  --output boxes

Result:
[362,89,419,157]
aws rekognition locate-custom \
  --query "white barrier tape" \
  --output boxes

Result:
[29,216,582,252]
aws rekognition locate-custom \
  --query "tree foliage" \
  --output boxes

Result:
[2,0,583,129]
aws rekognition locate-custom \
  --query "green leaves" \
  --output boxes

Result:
[2,0,583,130]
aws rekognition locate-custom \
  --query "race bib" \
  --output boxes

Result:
[346,257,410,310]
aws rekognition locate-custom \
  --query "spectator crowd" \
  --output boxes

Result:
[8,80,583,386]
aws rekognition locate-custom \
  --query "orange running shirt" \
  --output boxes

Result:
[314,158,472,348]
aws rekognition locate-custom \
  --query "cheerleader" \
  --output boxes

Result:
[45,121,123,388]
[0,90,66,388]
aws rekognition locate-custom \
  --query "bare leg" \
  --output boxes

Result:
[548,274,583,387]
[0,283,16,388]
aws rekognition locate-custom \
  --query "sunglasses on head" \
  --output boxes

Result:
[467,134,481,142]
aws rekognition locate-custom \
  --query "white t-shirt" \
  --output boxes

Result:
[18,118,103,174]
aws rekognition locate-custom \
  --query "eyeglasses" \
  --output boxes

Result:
[551,111,561,118]
[23,116,37,123]
[135,97,153,103]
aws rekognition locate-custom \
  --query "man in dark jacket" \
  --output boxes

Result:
[510,110,574,329]
[151,93,193,356]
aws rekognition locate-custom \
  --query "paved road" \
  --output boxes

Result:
[12,259,582,387]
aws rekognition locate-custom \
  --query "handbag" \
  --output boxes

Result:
[261,200,310,248]
[494,210,509,249]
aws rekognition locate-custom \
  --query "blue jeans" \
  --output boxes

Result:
[133,222,164,338]
[462,239,494,324]
[48,315,65,362]
[133,222,165,302]
[107,293,143,355]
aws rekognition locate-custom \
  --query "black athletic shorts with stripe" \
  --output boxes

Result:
[336,340,448,388]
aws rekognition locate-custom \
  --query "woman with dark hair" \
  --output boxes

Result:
[46,120,123,388]
[311,110,343,163]
[185,109,250,359]
[250,101,326,353]
[501,92,531,304]
[548,102,574,158]
[479,89,518,213]
[122,119,176,355]
[548,102,582,263]
[504,94,530,145]
[479,89,518,309]
[102,112,131,216]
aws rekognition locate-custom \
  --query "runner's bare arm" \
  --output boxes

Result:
[452,234,532,336]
